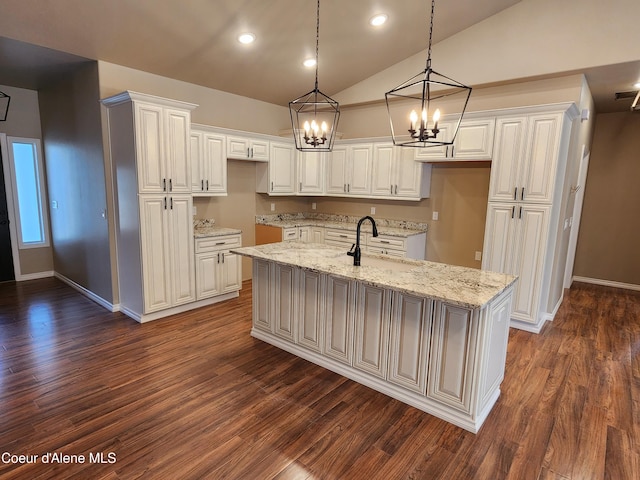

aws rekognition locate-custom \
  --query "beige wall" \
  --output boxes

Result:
[39,62,114,302]
[574,111,640,286]
[0,84,54,277]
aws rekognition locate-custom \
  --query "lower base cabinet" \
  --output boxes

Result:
[195,234,242,300]
[250,258,513,433]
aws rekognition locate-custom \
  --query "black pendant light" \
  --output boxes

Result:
[0,91,10,122]
[289,0,340,152]
[385,0,471,148]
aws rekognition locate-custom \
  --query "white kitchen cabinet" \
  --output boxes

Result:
[310,226,325,244]
[415,117,495,162]
[388,293,433,393]
[371,143,431,199]
[273,263,297,342]
[482,202,550,326]
[353,284,391,378]
[103,91,198,322]
[323,228,357,250]
[226,134,269,161]
[195,233,242,300]
[297,150,325,194]
[324,276,355,365]
[191,126,227,195]
[326,144,372,196]
[489,113,563,204]
[132,101,192,194]
[140,194,195,313]
[252,259,272,333]
[427,302,478,413]
[296,269,325,353]
[256,141,296,195]
[282,226,311,242]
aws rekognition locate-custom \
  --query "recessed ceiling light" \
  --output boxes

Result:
[370,14,388,27]
[303,58,317,68]
[238,33,255,44]
[634,81,640,89]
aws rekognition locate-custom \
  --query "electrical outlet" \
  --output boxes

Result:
[192,206,197,216]
[432,211,439,221]
[312,202,317,210]
[370,207,376,215]
[475,251,482,261]
[270,203,275,212]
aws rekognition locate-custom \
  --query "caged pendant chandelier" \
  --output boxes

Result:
[385,0,471,148]
[289,0,340,152]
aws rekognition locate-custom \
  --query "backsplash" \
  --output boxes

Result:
[256,212,428,231]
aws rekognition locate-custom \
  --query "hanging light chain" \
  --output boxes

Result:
[426,0,435,70]
[314,0,320,91]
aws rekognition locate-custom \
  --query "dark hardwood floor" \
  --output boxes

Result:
[0,277,638,479]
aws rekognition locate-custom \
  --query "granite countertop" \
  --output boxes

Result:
[256,213,428,238]
[193,219,242,238]
[232,242,517,309]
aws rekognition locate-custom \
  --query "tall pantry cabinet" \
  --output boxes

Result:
[482,103,578,333]
[103,91,198,322]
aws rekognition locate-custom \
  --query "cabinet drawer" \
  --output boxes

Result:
[282,228,299,241]
[368,235,406,250]
[324,229,356,244]
[195,235,242,253]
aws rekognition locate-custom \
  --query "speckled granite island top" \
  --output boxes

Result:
[232,242,517,309]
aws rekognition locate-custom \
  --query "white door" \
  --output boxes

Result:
[135,103,165,193]
[196,253,220,299]
[273,263,296,341]
[324,276,354,364]
[370,143,395,196]
[269,143,295,194]
[298,151,325,194]
[353,284,391,378]
[326,146,348,194]
[190,131,204,192]
[168,194,195,306]
[394,148,423,198]
[297,270,324,352]
[220,251,242,293]
[203,133,227,194]
[164,108,191,193]
[348,144,372,195]
[488,116,527,202]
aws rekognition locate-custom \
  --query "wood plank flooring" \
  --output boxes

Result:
[0,278,638,479]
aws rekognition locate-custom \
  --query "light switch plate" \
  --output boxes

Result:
[432,211,439,221]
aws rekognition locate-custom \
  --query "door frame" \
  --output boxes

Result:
[0,132,23,279]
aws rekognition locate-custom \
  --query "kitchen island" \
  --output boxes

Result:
[231,242,517,432]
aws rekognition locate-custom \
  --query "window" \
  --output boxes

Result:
[7,137,49,248]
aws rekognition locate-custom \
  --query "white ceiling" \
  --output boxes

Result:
[0,0,638,112]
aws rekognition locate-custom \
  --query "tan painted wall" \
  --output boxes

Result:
[574,111,640,286]
[0,84,54,276]
[39,63,114,302]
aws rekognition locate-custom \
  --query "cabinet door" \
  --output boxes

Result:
[134,103,165,193]
[203,133,227,194]
[250,139,270,161]
[394,147,424,198]
[428,303,478,413]
[220,251,242,293]
[164,108,191,193]
[196,253,220,299]
[167,195,195,306]
[353,284,391,378]
[273,263,296,341]
[311,227,325,244]
[488,116,528,202]
[324,276,354,364]
[297,270,325,352]
[388,293,432,393]
[298,227,311,243]
[226,135,251,159]
[370,143,395,196]
[252,259,272,332]
[269,142,296,194]
[521,113,562,204]
[139,195,171,312]
[326,146,348,194]
[453,118,495,160]
[282,227,299,241]
[413,122,453,160]
[509,205,549,324]
[348,144,372,195]
[190,131,205,193]
[298,150,325,194]
[481,203,518,274]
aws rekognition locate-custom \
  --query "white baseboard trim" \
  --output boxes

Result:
[54,272,119,312]
[572,276,640,292]
[16,270,54,281]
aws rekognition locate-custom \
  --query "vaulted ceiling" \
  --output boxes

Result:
[0,0,638,113]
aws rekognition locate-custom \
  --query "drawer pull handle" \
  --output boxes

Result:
[380,240,390,244]
[339,234,348,238]
[215,241,226,245]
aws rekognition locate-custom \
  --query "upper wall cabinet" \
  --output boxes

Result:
[191,125,227,196]
[256,141,296,195]
[326,144,373,196]
[226,134,269,161]
[127,99,194,193]
[371,143,431,200]
[489,113,563,204]
[415,117,495,162]
[297,150,326,194]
